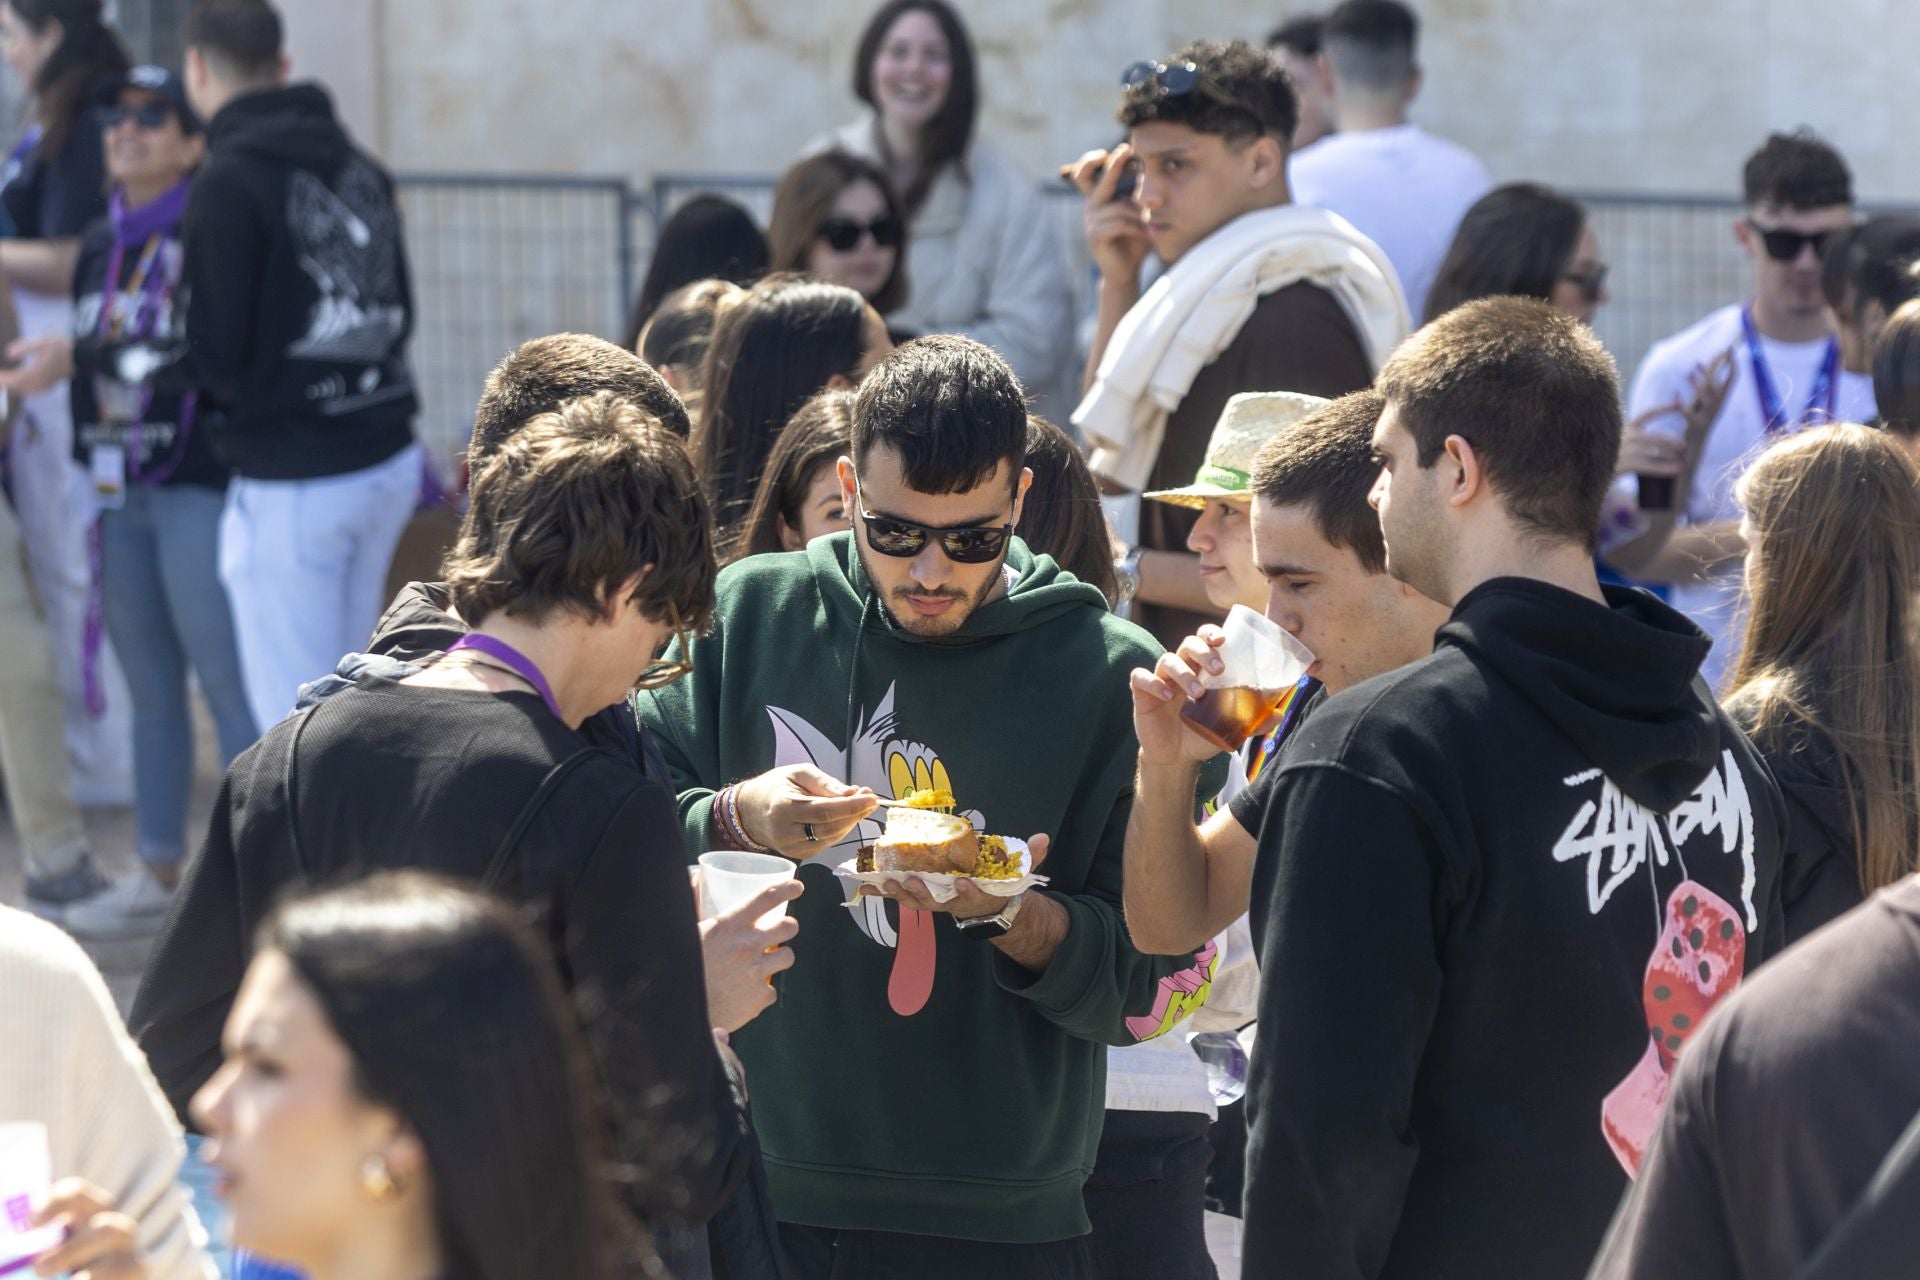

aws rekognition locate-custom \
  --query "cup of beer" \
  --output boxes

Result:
[1179,605,1316,752]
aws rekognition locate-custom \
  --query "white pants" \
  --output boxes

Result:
[7,287,133,804]
[219,441,422,732]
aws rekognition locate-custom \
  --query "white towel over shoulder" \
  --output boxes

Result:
[1075,205,1410,492]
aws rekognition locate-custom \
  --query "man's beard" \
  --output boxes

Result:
[857,540,1007,637]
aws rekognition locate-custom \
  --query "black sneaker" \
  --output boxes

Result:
[24,856,112,925]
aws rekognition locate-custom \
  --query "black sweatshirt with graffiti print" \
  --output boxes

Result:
[1235,577,1788,1279]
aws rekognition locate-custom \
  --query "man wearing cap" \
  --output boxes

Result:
[1064,37,1406,650]
[2,64,261,937]
[1087,390,1326,1277]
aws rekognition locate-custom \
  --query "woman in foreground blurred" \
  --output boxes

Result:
[193,872,635,1280]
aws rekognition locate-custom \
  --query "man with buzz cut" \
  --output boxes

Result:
[1067,37,1406,650]
[1288,0,1491,321]
[638,334,1225,1280]
[1131,299,1788,1277]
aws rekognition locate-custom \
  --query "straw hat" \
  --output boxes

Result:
[1144,391,1332,509]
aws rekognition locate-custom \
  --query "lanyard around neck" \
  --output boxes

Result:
[445,633,563,720]
[1740,304,1839,435]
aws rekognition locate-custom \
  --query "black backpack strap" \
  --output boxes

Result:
[480,749,599,891]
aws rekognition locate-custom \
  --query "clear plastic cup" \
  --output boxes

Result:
[1179,605,1316,752]
[698,850,798,923]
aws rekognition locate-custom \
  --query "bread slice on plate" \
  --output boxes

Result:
[874,806,979,874]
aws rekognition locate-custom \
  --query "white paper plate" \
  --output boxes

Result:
[831,836,1047,903]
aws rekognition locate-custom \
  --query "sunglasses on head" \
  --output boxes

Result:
[1561,263,1609,303]
[631,605,694,691]
[1746,219,1836,263]
[1121,59,1255,116]
[819,214,903,252]
[854,481,1015,564]
[99,102,175,131]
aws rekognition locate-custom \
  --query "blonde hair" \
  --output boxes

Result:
[1727,423,1920,895]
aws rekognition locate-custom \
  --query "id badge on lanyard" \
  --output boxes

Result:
[90,443,126,509]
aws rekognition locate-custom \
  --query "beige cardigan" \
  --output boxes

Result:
[0,908,215,1279]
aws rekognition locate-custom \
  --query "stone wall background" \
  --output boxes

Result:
[279,0,1920,202]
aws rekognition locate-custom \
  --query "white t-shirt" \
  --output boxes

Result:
[1624,302,1877,691]
[1288,124,1492,322]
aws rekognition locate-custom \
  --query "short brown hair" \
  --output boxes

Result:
[1252,390,1388,573]
[444,392,716,631]
[768,152,909,314]
[470,334,690,466]
[1377,296,1621,549]
[184,0,282,79]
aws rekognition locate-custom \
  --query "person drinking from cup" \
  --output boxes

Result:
[134,392,748,1248]
[1086,390,1330,1275]
[636,334,1227,1279]
[1132,299,1790,1277]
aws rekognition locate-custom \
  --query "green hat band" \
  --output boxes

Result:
[1193,462,1251,493]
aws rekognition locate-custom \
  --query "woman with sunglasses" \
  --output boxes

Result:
[1423,183,1610,325]
[0,0,133,874]
[810,0,1073,410]
[769,150,909,317]
[0,67,259,941]
[134,393,750,1260]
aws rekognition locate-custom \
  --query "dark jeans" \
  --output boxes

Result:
[1084,1110,1218,1280]
[778,1223,1092,1280]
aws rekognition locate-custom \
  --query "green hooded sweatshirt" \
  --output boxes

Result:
[636,534,1226,1243]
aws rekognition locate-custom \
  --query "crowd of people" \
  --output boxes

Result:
[4,0,1920,1278]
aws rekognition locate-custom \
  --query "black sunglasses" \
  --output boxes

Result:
[819,214,903,252]
[1121,59,1254,115]
[1561,264,1609,303]
[854,481,1014,564]
[1746,219,1836,263]
[100,102,175,131]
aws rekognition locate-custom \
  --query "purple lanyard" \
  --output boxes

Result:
[446,634,562,719]
[1741,305,1839,435]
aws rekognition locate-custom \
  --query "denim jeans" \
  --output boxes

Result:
[218,442,422,733]
[100,484,258,866]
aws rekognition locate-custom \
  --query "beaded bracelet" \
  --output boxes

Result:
[720,784,771,852]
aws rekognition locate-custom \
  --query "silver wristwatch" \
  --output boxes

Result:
[955,891,1027,940]
[1113,548,1142,613]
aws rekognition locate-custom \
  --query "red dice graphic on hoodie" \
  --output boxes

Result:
[1602,880,1746,1175]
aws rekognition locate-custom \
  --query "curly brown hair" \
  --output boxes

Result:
[444,392,717,631]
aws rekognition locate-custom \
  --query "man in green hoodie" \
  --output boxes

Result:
[637,335,1222,1278]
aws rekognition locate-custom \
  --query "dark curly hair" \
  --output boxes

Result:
[1743,130,1852,211]
[1117,39,1297,145]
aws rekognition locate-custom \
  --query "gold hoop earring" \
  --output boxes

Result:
[360,1155,402,1202]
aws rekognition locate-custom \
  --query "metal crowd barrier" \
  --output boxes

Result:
[392,171,1916,472]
